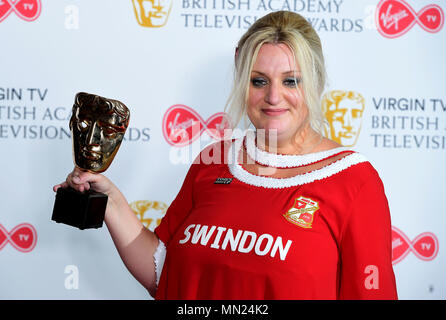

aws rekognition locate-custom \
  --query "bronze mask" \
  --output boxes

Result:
[69,92,130,173]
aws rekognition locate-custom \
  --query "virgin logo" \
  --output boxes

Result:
[162,104,231,147]
[0,0,42,23]
[0,223,37,252]
[376,0,444,38]
[392,226,439,265]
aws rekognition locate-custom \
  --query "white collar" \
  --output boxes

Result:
[227,136,368,189]
[244,130,351,168]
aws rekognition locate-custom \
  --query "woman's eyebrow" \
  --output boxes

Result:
[251,70,301,76]
[282,70,301,75]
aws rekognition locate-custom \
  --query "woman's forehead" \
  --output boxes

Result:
[253,43,300,73]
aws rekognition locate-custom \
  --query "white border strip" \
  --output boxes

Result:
[245,130,351,168]
[228,138,368,189]
[154,239,166,287]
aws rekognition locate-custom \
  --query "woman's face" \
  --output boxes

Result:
[246,43,309,144]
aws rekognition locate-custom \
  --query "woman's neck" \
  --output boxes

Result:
[255,125,323,155]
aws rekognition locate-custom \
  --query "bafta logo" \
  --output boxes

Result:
[130,200,167,231]
[131,0,172,28]
[322,90,365,147]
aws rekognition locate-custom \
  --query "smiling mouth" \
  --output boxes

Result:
[262,108,288,116]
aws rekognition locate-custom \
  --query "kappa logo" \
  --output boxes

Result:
[283,196,320,229]
[214,177,233,185]
[162,104,231,147]
[376,0,444,38]
[0,0,41,23]
[129,200,167,231]
[131,0,173,28]
[322,90,365,147]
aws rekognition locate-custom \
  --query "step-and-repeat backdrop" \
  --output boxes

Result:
[1,0,444,299]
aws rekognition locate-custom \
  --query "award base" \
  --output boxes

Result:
[52,187,108,230]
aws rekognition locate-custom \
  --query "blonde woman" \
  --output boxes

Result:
[54,11,397,299]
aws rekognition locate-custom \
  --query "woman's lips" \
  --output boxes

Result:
[261,108,288,116]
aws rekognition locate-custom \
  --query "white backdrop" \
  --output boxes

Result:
[0,0,445,299]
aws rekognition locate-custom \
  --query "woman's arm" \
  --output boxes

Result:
[338,172,398,300]
[53,167,159,297]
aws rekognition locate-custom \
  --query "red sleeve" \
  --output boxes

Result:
[338,171,398,300]
[154,162,200,246]
[154,141,227,245]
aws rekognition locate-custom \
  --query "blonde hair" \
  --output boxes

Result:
[225,11,327,134]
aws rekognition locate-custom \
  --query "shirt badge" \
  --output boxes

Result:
[214,177,233,184]
[283,196,320,229]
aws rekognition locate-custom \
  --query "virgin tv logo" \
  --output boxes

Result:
[376,0,444,38]
[0,0,41,23]
[392,226,439,265]
[0,223,37,252]
[162,104,230,147]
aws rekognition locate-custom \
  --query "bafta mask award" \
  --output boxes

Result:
[51,92,130,229]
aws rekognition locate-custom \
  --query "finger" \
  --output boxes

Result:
[80,181,92,192]
[73,166,83,176]
[72,175,81,184]
[69,167,83,183]
[67,167,104,193]
[53,182,68,192]
[66,171,75,184]
[68,169,91,186]
[74,170,96,184]
[66,172,85,191]
[75,172,94,192]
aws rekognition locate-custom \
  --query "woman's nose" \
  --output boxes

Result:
[265,81,282,105]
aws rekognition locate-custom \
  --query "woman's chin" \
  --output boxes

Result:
[258,121,290,137]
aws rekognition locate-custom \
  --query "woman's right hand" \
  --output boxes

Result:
[52,166,115,196]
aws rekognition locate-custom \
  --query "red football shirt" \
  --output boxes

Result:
[155,138,398,299]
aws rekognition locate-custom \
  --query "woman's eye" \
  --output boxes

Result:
[283,77,299,87]
[251,77,268,88]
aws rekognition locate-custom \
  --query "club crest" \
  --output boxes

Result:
[283,196,320,229]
